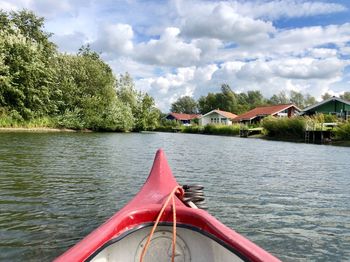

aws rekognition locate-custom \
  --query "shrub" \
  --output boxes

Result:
[334,121,350,140]
[262,116,305,139]
[323,114,338,123]
[203,124,240,136]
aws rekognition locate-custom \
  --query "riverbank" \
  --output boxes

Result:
[0,127,88,132]
[155,128,350,147]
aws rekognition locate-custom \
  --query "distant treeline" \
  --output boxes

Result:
[170,84,350,115]
[0,10,159,131]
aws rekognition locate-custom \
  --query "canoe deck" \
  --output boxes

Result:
[90,225,245,262]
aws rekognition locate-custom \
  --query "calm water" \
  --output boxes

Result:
[0,132,349,261]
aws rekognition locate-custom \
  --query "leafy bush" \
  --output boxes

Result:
[203,124,240,136]
[56,109,86,130]
[334,121,350,140]
[262,116,305,139]
[323,114,338,123]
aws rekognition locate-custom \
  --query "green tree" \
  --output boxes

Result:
[246,90,266,108]
[290,91,305,109]
[134,94,160,131]
[52,49,134,131]
[170,96,198,114]
[340,92,350,101]
[304,94,316,107]
[0,10,56,119]
[116,73,159,131]
[322,92,332,100]
[9,10,56,55]
[198,84,238,114]
[268,91,289,105]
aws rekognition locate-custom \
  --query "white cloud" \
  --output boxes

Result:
[272,58,346,79]
[235,0,346,20]
[135,27,201,67]
[92,23,134,57]
[0,0,89,18]
[180,2,275,45]
[340,46,350,56]
[139,56,349,111]
[51,31,87,53]
[218,23,350,62]
[270,24,350,53]
[0,0,20,11]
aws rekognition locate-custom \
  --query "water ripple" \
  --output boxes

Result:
[0,132,349,261]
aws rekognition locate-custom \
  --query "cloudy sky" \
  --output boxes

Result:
[2,0,350,111]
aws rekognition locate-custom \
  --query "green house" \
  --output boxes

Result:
[302,96,350,119]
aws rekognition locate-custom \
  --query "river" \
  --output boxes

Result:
[0,132,349,261]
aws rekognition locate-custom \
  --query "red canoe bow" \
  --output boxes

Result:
[55,149,280,262]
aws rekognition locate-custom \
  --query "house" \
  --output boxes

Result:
[234,104,301,124]
[165,113,201,125]
[302,96,350,120]
[199,109,237,126]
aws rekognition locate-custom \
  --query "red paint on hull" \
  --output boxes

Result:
[55,149,280,262]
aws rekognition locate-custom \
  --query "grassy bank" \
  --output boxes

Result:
[0,115,58,128]
[0,114,91,131]
[155,124,241,136]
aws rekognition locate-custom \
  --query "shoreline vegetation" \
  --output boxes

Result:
[155,116,350,146]
[0,127,79,132]
[1,117,350,146]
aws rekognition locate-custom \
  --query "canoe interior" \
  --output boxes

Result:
[89,225,245,262]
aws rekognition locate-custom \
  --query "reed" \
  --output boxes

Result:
[262,116,305,139]
[334,121,350,140]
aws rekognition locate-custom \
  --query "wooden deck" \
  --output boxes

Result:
[304,122,336,143]
[239,127,263,137]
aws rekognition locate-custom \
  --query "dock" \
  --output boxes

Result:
[239,126,263,137]
[304,122,336,143]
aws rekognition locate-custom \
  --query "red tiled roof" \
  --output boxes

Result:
[234,104,299,121]
[201,109,237,119]
[168,113,201,121]
[214,109,237,119]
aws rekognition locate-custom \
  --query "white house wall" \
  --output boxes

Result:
[199,112,232,126]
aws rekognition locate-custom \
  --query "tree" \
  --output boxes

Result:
[116,73,138,110]
[9,10,56,57]
[51,49,134,131]
[171,96,198,114]
[304,94,316,107]
[116,73,160,131]
[268,91,289,105]
[340,92,350,101]
[246,90,266,108]
[322,92,332,100]
[198,84,239,114]
[134,94,160,131]
[0,10,56,119]
[290,91,305,109]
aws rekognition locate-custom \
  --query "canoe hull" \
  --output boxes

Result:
[55,149,280,262]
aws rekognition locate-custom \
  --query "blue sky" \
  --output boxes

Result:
[2,0,350,111]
